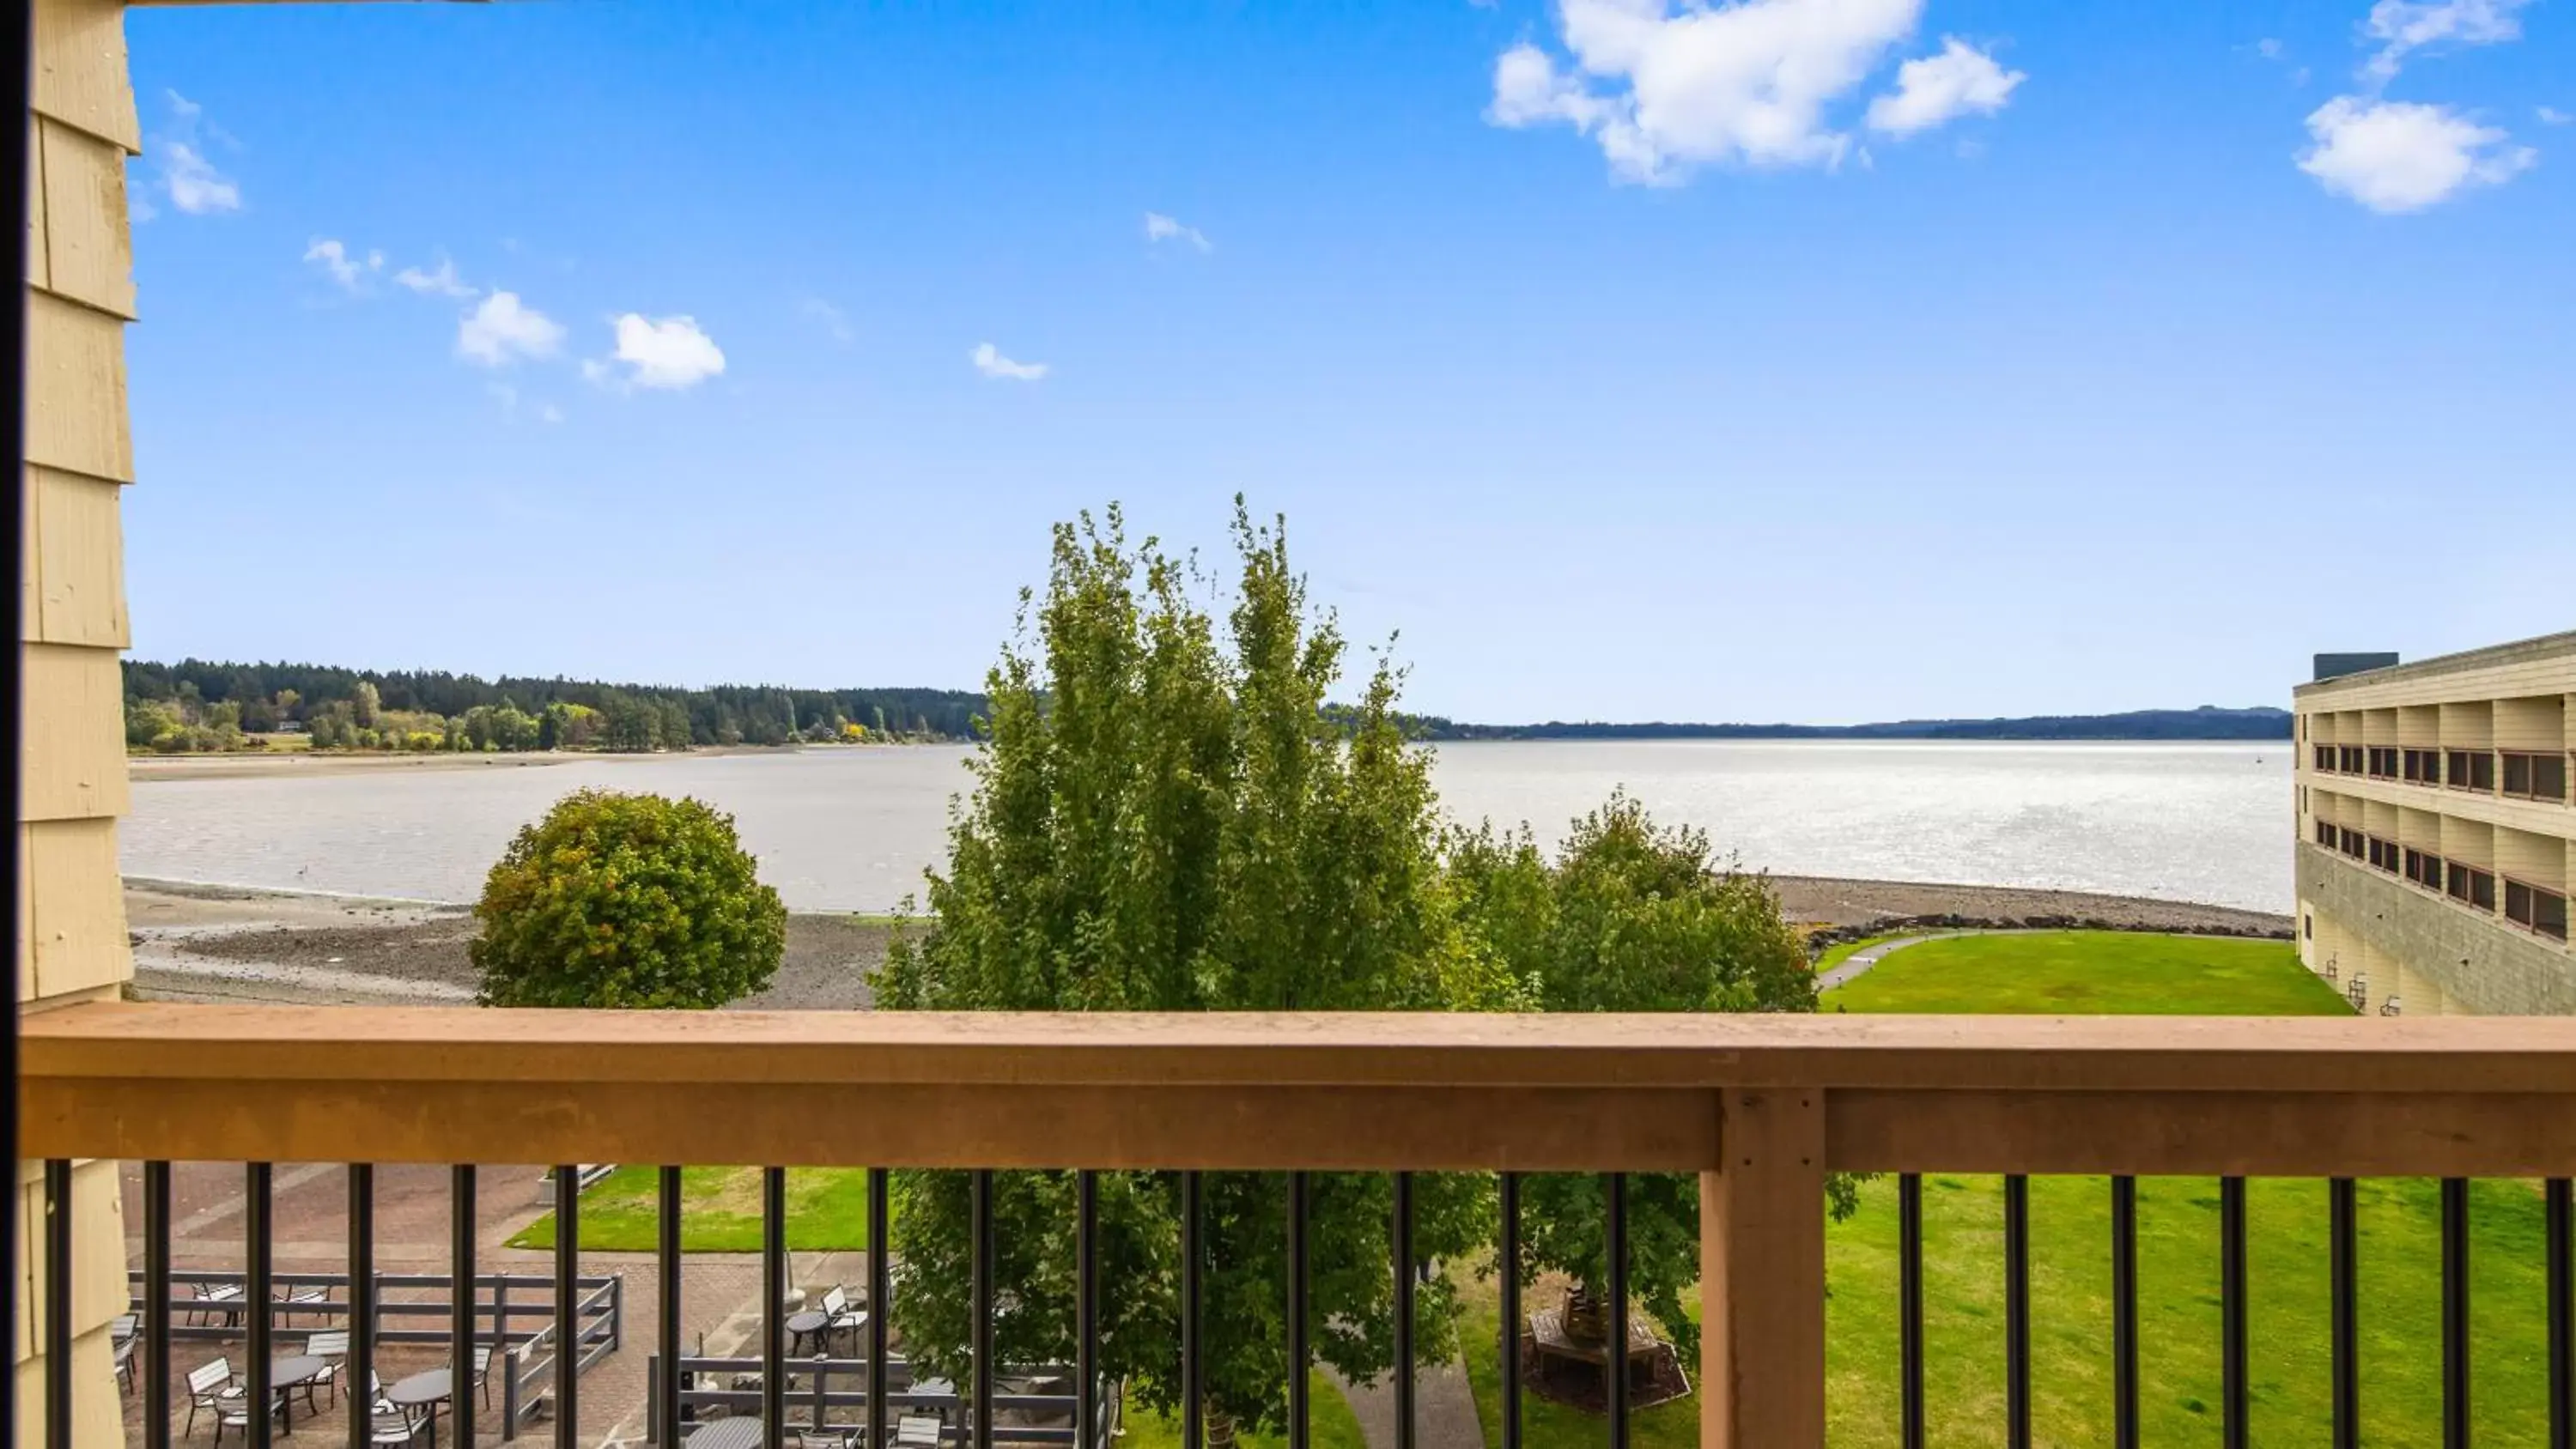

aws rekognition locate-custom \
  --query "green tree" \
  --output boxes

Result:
[1446,792,1826,1365]
[471,790,787,1008]
[875,502,1518,1437]
[351,680,381,729]
[125,700,182,749]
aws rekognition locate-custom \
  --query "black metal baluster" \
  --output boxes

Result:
[251,1161,275,1449]
[349,1165,374,1449]
[2222,1176,2249,1449]
[872,1169,893,1449]
[1288,1172,1309,1449]
[2111,1175,2138,1449]
[2330,1178,2359,1449]
[1076,1171,1098,1449]
[455,1164,477,1449]
[1899,1173,1923,1449]
[1607,1173,1630,1449]
[659,1168,682,1449]
[2444,1177,2470,1449]
[45,1159,73,1449]
[1182,1173,1203,1449]
[2003,1174,2030,1449]
[975,1170,997,1449]
[1498,1173,1521,1449]
[765,1167,787,1449]
[1393,1173,1415,1449]
[2548,1177,2572,1449]
[144,1161,173,1449]
[555,1166,580,1448]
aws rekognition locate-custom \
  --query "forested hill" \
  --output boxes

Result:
[124,658,984,748]
[1375,705,2294,742]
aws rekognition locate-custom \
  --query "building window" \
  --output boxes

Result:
[2404,848,2445,888]
[2504,881,2570,942]
[2446,750,2496,791]
[2403,748,2440,784]
[2500,751,2569,802]
[2316,820,2337,848]
[2341,745,2366,774]
[2340,827,2366,860]
[2314,745,2336,773]
[2448,863,2497,912]
[2304,912,2313,940]
[2366,836,2401,873]
[2366,747,2399,779]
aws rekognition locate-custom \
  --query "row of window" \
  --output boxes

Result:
[2313,821,2571,941]
[2309,745,2568,801]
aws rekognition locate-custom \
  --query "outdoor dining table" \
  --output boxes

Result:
[269,1356,326,1432]
[388,1368,453,1449]
[686,1417,765,1448]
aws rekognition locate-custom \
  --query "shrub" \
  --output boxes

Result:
[471,789,787,1008]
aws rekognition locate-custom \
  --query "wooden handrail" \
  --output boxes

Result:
[24,1000,2576,1447]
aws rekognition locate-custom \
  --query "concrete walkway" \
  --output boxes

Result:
[1328,1357,1483,1449]
[1814,929,2040,991]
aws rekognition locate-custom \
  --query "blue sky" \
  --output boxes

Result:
[121,0,2573,724]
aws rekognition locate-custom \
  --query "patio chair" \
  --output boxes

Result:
[276,1283,330,1326]
[368,1406,428,1447]
[472,1343,499,1408]
[186,1282,246,1329]
[183,1359,237,1439]
[112,1332,137,1395]
[301,1331,350,1412]
[819,1286,866,1347]
[895,1416,944,1449]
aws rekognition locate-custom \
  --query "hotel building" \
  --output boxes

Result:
[2294,630,2576,1016]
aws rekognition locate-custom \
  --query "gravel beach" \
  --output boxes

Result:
[125,874,2287,1009]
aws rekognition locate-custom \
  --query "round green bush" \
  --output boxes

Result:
[471,789,787,1008]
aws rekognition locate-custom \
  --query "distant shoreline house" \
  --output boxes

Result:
[2294,631,2576,1015]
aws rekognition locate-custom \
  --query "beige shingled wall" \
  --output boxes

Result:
[19,0,140,1440]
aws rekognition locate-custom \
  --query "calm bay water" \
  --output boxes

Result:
[120,740,2292,913]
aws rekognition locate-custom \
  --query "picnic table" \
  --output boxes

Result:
[1526,1307,1659,1372]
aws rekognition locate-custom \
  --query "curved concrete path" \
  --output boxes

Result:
[1814,928,2040,991]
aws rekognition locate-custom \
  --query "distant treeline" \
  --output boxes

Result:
[1362,705,2295,743]
[122,658,984,754]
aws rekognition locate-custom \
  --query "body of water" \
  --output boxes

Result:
[120,740,2292,912]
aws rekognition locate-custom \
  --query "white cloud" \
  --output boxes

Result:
[2298,95,2535,211]
[457,291,566,366]
[538,403,566,424]
[597,313,726,391]
[2540,106,2573,126]
[802,296,854,343]
[303,238,371,291]
[1486,0,1990,184]
[2360,0,2526,83]
[150,92,241,215]
[2256,38,2285,59]
[1866,37,2022,136]
[971,343,1048,381]
[161,141,240,214]
[397,258,477,298]
[1144,212,1213,252]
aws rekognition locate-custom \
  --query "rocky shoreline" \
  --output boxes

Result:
[125,873,2292,1009]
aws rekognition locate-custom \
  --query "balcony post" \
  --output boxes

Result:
[1699,1088,1826,1449]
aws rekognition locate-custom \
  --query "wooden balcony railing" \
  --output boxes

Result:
[19,1001,2576,1449]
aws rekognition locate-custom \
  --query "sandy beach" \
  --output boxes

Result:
[125,874,2288,1009]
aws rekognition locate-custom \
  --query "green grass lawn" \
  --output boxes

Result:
[1118,1371,1369,1449]
[507,1166,884,1252]
[1820,931,2351,1015]
[1460,933,2560,1447]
